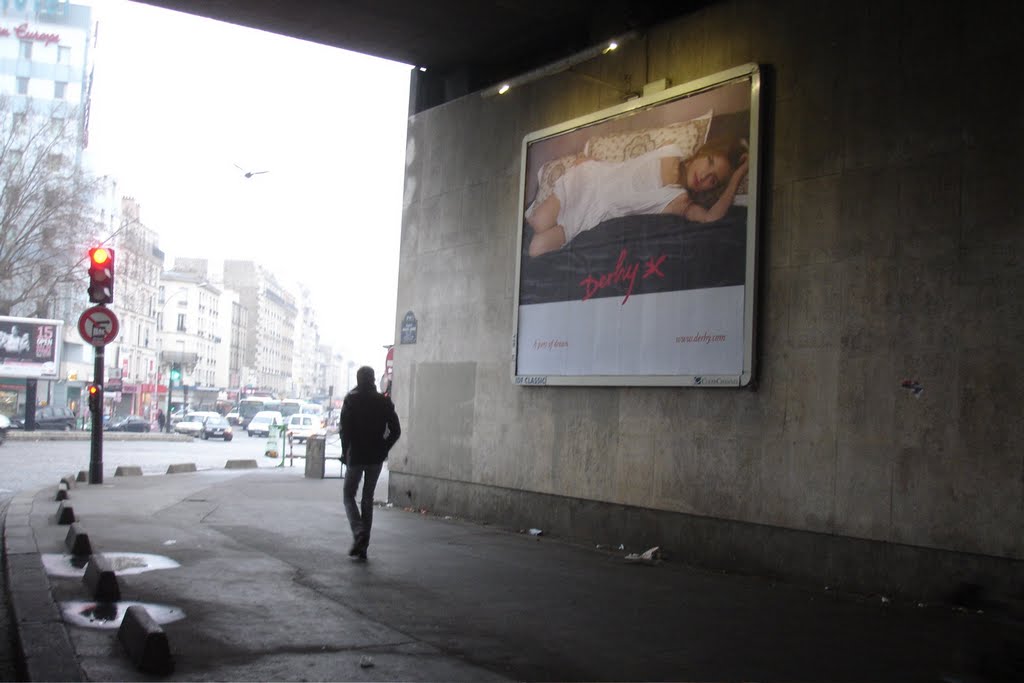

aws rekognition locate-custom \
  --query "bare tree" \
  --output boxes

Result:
[0,95,102,317]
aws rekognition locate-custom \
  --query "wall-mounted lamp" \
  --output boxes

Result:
[485,31,639,97]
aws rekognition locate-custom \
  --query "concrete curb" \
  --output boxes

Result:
[166,463,197,474]
[2,490,85,682]
[6,431,192,442]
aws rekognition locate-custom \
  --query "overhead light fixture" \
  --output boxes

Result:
[418,66,427,72]
[482,30,639,98]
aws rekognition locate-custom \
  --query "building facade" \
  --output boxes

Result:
[105,196,163,418]
[0,1,93,419]
[223,259,297,396]
[157,270,221,410]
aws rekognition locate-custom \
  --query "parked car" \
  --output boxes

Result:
[14,405,77,431]
[200,414,233,441]
[107,415,152,433]
[247,410,283,438]
[286,414,325,444]
[0,413,9,444]
[174,411,218,437]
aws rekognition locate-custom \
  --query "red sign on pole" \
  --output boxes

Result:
[78,306,120,347]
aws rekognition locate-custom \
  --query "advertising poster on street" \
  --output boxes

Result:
[0,316,63,379]
[512,64,762,386]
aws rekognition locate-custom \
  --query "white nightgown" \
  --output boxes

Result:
[551,143,688,244]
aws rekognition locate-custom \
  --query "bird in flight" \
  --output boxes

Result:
[234,164,269,179]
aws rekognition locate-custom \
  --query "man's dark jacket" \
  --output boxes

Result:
[340,384,401,466]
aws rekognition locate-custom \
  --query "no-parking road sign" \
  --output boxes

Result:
[78,306,120,347]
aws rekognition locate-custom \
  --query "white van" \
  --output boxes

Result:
[247,410,284,437]
[286,413,325,443]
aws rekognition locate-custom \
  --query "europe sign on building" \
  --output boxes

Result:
[0,316,62,379]
[513,64,762,387]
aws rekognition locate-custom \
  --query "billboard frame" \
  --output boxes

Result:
[0,315,64,380]
[511,63,762,387]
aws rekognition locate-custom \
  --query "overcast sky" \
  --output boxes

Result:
[84,0,411,375]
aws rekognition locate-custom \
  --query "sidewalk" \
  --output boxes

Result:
[4,466,1023,682]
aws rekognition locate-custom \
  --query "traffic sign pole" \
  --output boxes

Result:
[89,343,104,484]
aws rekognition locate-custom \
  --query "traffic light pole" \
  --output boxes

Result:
[89,344,104,484]
[165,377,172,433]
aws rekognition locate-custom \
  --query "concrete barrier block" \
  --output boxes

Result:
[114,465,144,477]
[60,475,76,489]
[166,463,197,474]
[55,501,75,525]
[64,524,92,556]
[55,487,69,501]
[83,554,120,602]
[118,605,174,675]
[224,459,258,469]
[76,470,88,482]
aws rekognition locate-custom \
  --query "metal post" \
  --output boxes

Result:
[165,373,172,433]
[89,345,104,484]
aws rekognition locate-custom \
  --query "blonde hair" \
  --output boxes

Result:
[686,136,748,206]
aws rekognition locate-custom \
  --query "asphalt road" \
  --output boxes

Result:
[0,430,372,508]
[1,430,387,681]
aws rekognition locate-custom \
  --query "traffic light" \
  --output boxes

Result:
[87,247,115,304]
[169,364,181,385]
[86,384,100,413]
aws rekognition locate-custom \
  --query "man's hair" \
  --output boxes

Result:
[356,366,375,388]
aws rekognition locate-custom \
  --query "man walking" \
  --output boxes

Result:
[340,365,401,560]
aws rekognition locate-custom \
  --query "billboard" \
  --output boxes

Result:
[0,316,63,379]
[512,64,762,387]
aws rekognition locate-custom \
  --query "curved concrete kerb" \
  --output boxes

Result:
[114,465,144,477]
[118,605,174,674]
[65,523,92,556]
[83,554,121,602]
[166,463,197,474]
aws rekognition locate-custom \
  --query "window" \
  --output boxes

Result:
[176,314,186,332]
[54,81,67,99]
[19,41,32,59]
[57,46,70,64]
[16,77,29,95]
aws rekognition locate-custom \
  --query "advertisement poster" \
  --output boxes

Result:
[0,316,62,379]
[512,64,761,386]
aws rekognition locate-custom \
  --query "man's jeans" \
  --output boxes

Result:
[343,462,383,547]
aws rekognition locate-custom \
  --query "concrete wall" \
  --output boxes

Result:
[391,0,1024,600]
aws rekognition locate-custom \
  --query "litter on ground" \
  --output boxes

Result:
[624,546,662,565]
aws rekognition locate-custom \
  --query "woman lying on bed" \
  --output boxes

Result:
[526,137,749,258]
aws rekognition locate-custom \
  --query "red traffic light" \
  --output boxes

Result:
[87,247,115,304]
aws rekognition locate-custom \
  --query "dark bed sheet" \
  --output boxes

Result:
[519,206,748,306]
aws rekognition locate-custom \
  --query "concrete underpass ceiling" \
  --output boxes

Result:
[134,0,708,111]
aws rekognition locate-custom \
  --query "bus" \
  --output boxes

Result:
[238,397,282,429]
[279,399,305,419]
